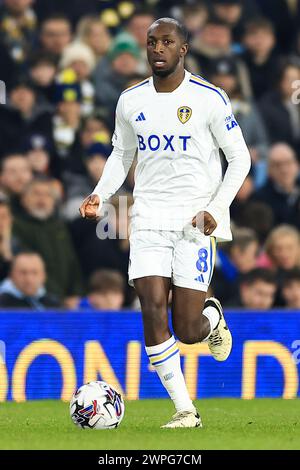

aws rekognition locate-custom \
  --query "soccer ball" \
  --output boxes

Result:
[70,381,125,429]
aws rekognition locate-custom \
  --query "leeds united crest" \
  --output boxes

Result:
[177,106,192,124]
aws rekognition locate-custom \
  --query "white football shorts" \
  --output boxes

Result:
[128,228,217,292]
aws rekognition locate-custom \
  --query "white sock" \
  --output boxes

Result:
[145,335,194,413]
[202,305,220,341]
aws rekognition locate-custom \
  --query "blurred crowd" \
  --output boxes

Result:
[0,0,300,310]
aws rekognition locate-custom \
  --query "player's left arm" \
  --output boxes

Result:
[194,91,251,235]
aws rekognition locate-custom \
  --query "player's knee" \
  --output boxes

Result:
[140,297,167,324]
[173,324,200,345]
[176,331,200,345]
[174,315,209,344]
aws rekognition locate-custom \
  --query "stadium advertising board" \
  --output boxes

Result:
[0,311,299,401]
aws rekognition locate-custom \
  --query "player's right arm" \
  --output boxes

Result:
[202,91,251,230]
[79,94,137,220]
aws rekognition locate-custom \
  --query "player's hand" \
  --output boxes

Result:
[79,194,101,220]
[192,211,217,236]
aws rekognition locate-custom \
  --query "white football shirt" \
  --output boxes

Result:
[93,70,251,241]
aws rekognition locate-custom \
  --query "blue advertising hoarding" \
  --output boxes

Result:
[0,311,299,401]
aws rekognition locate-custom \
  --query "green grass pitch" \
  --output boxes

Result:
[0,399,299,450]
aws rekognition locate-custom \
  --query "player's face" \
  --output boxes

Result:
[147,24,187,77]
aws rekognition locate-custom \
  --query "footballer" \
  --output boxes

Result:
[80,18,251,428]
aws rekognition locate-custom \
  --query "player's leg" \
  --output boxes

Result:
[159,235,232,428]
[172,286,230,356]
[134,276,171,346]
[172,233,232,360]
[171,286,213,343]
[134,276,199,425]
[129,230,201,427]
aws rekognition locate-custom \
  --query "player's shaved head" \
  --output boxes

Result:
[148,17,188,44]
[147,17,188,78]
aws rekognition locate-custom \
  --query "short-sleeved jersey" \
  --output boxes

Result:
[112,70,246,240]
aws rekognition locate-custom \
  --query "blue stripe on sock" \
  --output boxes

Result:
[151,349,179,366]
[148,339,177,358]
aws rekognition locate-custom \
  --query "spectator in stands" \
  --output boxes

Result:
[23,134,51,176]
[39,14,72,61]
[265,225,300,271]
[9,80,32,119]
[0,199,22,281]
[208,56,269,186]
[76,16,111,62]
[259,60,300,153]
[188,18,232,74]
[93,32,141,116]
[13,177,83,306]
[228,268,277,309]
[0,154,33,214]
[33,0,102,28]
[9,76,49,117]
[50,68,84,176]
[211,0,260,43]
[181,2,208,36]
[79,114,111,149]
[281,268,300,309]
[0,78,53,158]
[125,9,154,74]
[252,143,300,229]
[127,8,154,49]
[213,227,259,303]
[258,0,295,53]
[0,0,37,66]
[188,17,251,98]
[235,201,274,244]
[82,136,109,184]
[0,251,60,309]
[242,18,281,99]
[59,42,96,116]
[78,269,125,310]
[28,52,57,105]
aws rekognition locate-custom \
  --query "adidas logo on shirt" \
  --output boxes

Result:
[135,112,146,121]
